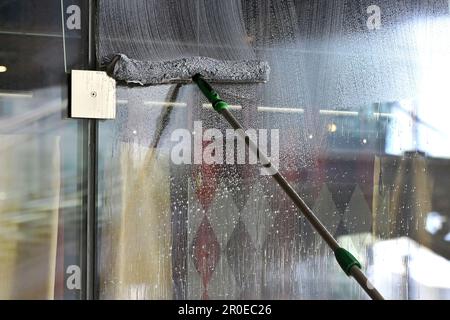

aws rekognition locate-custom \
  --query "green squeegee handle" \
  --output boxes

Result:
[193,74,385,301]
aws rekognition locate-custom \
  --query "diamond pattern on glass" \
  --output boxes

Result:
[226,217,257,299]
[191,215,221,299]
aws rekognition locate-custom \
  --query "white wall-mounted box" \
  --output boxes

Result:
[71,70,116,119]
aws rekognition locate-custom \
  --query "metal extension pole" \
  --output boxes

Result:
[220,108,384,300]
[192,74,384,300]
[220,108,340,252]
[85,0,98,300]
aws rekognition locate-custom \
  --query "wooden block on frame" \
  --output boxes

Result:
[71,70,116,119]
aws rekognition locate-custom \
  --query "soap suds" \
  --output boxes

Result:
[104,54,270,85]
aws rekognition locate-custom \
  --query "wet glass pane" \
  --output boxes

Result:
[0,0,88,299]
[96,0,450,299]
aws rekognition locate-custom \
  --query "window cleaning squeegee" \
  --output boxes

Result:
[106,54,385,300]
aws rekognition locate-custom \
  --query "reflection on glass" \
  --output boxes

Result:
[0,0,87,299]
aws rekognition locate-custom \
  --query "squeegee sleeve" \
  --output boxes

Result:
[192,74,229,112]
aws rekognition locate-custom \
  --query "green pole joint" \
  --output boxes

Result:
[334,247,362,276]
[192,74,229,112]
[212,101,230,112]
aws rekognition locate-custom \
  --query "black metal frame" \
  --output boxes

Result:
[80,0,98,300]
